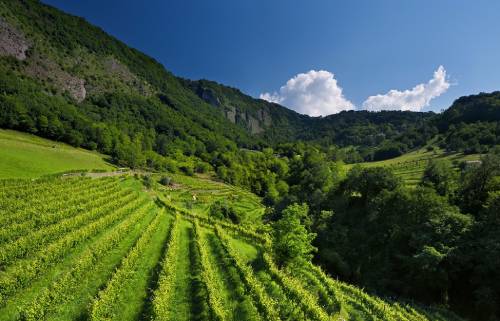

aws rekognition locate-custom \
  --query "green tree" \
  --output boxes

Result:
[458,154,500,216]
[272,203,316,268]
[342,166,400,203]
[368,187,472,303]
[421,159,458,197]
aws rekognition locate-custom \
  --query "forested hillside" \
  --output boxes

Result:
[437,91,500,154]
[0,0,265,171]
[1,0,498,174]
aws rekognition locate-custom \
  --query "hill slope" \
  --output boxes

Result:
[0,129,113,178]
[0,0,262,168]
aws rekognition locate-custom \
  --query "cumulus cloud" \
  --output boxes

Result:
[259,70,354,116]
[362,66,450,111]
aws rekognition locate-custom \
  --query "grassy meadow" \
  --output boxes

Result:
[0,129,114,179]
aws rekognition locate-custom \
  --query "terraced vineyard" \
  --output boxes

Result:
[351,147,482,187]
[164,173,265,223]
[0,175,462,321]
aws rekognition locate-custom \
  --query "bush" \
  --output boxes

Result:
[159,176,172,186]
[373,144,404,161]
[142,175,153,189]
[195,162,211,173]
[209,200,243,224]
[180,165,194,176]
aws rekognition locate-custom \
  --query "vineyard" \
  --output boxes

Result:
[351,147,481,187]
[0,174,463,321]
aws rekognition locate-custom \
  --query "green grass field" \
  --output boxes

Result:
[0,129,114,179]
[349,147,481,186]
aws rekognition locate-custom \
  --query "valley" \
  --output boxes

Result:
[0,1,499,320]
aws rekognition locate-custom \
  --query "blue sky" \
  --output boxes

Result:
[43,0,500,115]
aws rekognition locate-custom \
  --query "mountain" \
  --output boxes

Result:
[184,78,436,147]
[433,92,500,154]
[0,0,265,168]
[0,0,455,168]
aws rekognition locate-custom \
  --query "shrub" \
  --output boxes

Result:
[209,200,243,224]
[142,175,153,189]
[180,165,194,176]
[159,176,172,186]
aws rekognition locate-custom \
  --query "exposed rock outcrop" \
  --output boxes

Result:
[191,83,272,134]
[0,18,30,61]
[25,55,87,102]
[65,77,87,102]
[105,57,134,81]
[247,114,263,134]
[225,106,236,123]
[258,109,272,127]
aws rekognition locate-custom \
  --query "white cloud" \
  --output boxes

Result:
[362,66,450,112]
[259,70,354,116]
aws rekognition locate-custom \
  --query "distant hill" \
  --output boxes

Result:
[184,78,437,159]
[433,92,500,154]
[438,91,500,127]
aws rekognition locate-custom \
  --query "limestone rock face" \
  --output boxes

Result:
[0,18,30,61]
[103,56,153,96]
[258,109,272,127]
[225,106,236,124]
[66,77,87,103]
[192,83,273,135]
[247,114,263,134]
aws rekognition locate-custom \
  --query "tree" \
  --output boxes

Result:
[142,175,153,189]
[209,200,243,224]
[421,159,458,197]
[342,166,400,203]
[159,176,172,186]
[367,186,472,303]
[272,203,316,268]
[458,153,500,216]
[284,148,339,211]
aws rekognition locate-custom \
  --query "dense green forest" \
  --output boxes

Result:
[1,0,500,319]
